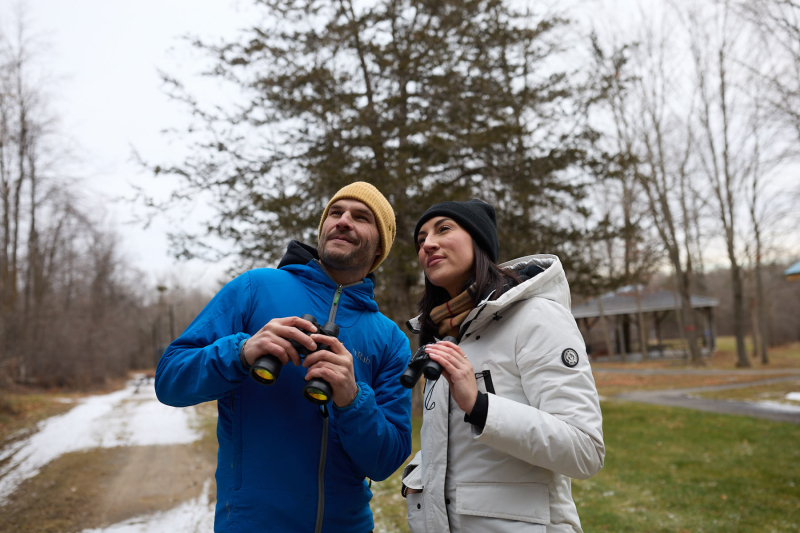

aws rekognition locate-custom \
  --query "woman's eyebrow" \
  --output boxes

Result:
[417,218,454,240]
[433,218,453,228]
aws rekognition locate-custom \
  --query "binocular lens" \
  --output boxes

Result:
[400,372,417,389]
[304,387,329,402]
[252,367,276,384]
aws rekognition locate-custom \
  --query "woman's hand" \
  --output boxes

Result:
[425,341,478,415]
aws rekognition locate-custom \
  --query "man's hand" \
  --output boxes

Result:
[303,334,358,408]
[242,316,318,367]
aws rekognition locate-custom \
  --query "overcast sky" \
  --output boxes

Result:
[1,0,263,291]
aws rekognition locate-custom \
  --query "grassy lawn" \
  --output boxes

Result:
[592,339,800,398]
[574,401,800,532]
[711,339,800,369]
[593,373,784,397]
[593,338,800,372]
[373,402,800,533]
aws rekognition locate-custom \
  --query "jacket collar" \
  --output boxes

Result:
[406,254,570,335]
[278,240,379,311]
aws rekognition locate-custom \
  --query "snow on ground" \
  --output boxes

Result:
[0,374,203,503]
[786,392,800,402]
[752,400,800,413]
[79,479,216,533]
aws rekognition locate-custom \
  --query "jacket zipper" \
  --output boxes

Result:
[328,285,343,323]
[315,277,363,533]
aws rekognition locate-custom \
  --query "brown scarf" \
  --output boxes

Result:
[430,287,475,338]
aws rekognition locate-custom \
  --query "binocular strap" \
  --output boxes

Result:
[315,405,329,533]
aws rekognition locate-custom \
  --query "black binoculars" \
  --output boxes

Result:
[249,314,340,405]
[400,336,457,389]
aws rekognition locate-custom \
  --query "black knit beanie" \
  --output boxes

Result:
[414,199,500,262]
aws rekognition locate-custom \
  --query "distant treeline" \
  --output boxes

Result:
[701,262,800,347]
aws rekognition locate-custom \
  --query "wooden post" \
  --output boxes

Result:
[635,285,649,358]
[597,297,615,360]
[617,317,627,362]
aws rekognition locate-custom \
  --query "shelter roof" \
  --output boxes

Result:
[571,288,719,319]
[785,260,800,277]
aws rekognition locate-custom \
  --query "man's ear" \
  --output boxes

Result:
[375,247,382,258]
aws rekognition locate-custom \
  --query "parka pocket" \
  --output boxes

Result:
[406,492,425,532]
[456,482,550,526]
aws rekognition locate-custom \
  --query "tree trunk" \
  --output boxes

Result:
[730,262,751,367]
[754,258,769,364]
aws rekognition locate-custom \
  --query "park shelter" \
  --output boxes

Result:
[571,287,719,361]
[786,260,800,282]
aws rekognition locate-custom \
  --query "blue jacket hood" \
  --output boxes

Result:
[278,240,379,313]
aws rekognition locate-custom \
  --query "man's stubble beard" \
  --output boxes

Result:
[318,233,379,273]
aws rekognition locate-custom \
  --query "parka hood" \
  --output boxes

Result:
[407,254,572,335]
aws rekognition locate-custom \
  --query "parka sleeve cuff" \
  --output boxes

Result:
[463,391,488,431]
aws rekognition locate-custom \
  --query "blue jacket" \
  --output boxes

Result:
[155,241,413,533]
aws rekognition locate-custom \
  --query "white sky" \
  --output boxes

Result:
[1,0,262,290]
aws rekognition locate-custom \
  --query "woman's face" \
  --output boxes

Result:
[417,216,475,298]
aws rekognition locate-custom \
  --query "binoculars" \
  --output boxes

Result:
[249,314,340,405]
[400,336,457,389]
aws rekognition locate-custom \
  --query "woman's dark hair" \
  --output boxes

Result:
[418,239,521,346]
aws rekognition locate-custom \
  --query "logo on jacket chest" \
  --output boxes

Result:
[354,351,371,365]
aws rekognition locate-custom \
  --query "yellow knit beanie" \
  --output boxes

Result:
[318,182,396,272]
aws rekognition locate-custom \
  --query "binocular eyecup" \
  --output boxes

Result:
[400,336,457,389]
[249,314,340,405]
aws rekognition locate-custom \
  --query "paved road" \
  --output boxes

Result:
[613,374,800,424]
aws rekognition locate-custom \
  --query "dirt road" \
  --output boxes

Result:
[0,376,219,533]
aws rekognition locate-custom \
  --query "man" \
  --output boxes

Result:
[155,182,412,533]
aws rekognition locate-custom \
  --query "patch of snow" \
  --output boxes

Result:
[751,400,800,413]
[80,479,215,533]
[785,392,800,402]
[0,376,203,503]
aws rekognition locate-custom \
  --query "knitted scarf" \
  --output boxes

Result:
[430,286,476,338]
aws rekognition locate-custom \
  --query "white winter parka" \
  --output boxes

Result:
[402,254,604,533]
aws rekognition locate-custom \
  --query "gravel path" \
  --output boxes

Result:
[615,374,800,424]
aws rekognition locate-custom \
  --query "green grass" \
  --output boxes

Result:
[573,401,800,532]
[373,403,800,533]
[709,339,800,369]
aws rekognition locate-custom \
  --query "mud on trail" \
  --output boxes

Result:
[0,377,219,533]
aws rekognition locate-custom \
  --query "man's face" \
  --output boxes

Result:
[318,199,381,273]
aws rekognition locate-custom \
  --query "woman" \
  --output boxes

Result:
[402,199,604,533]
